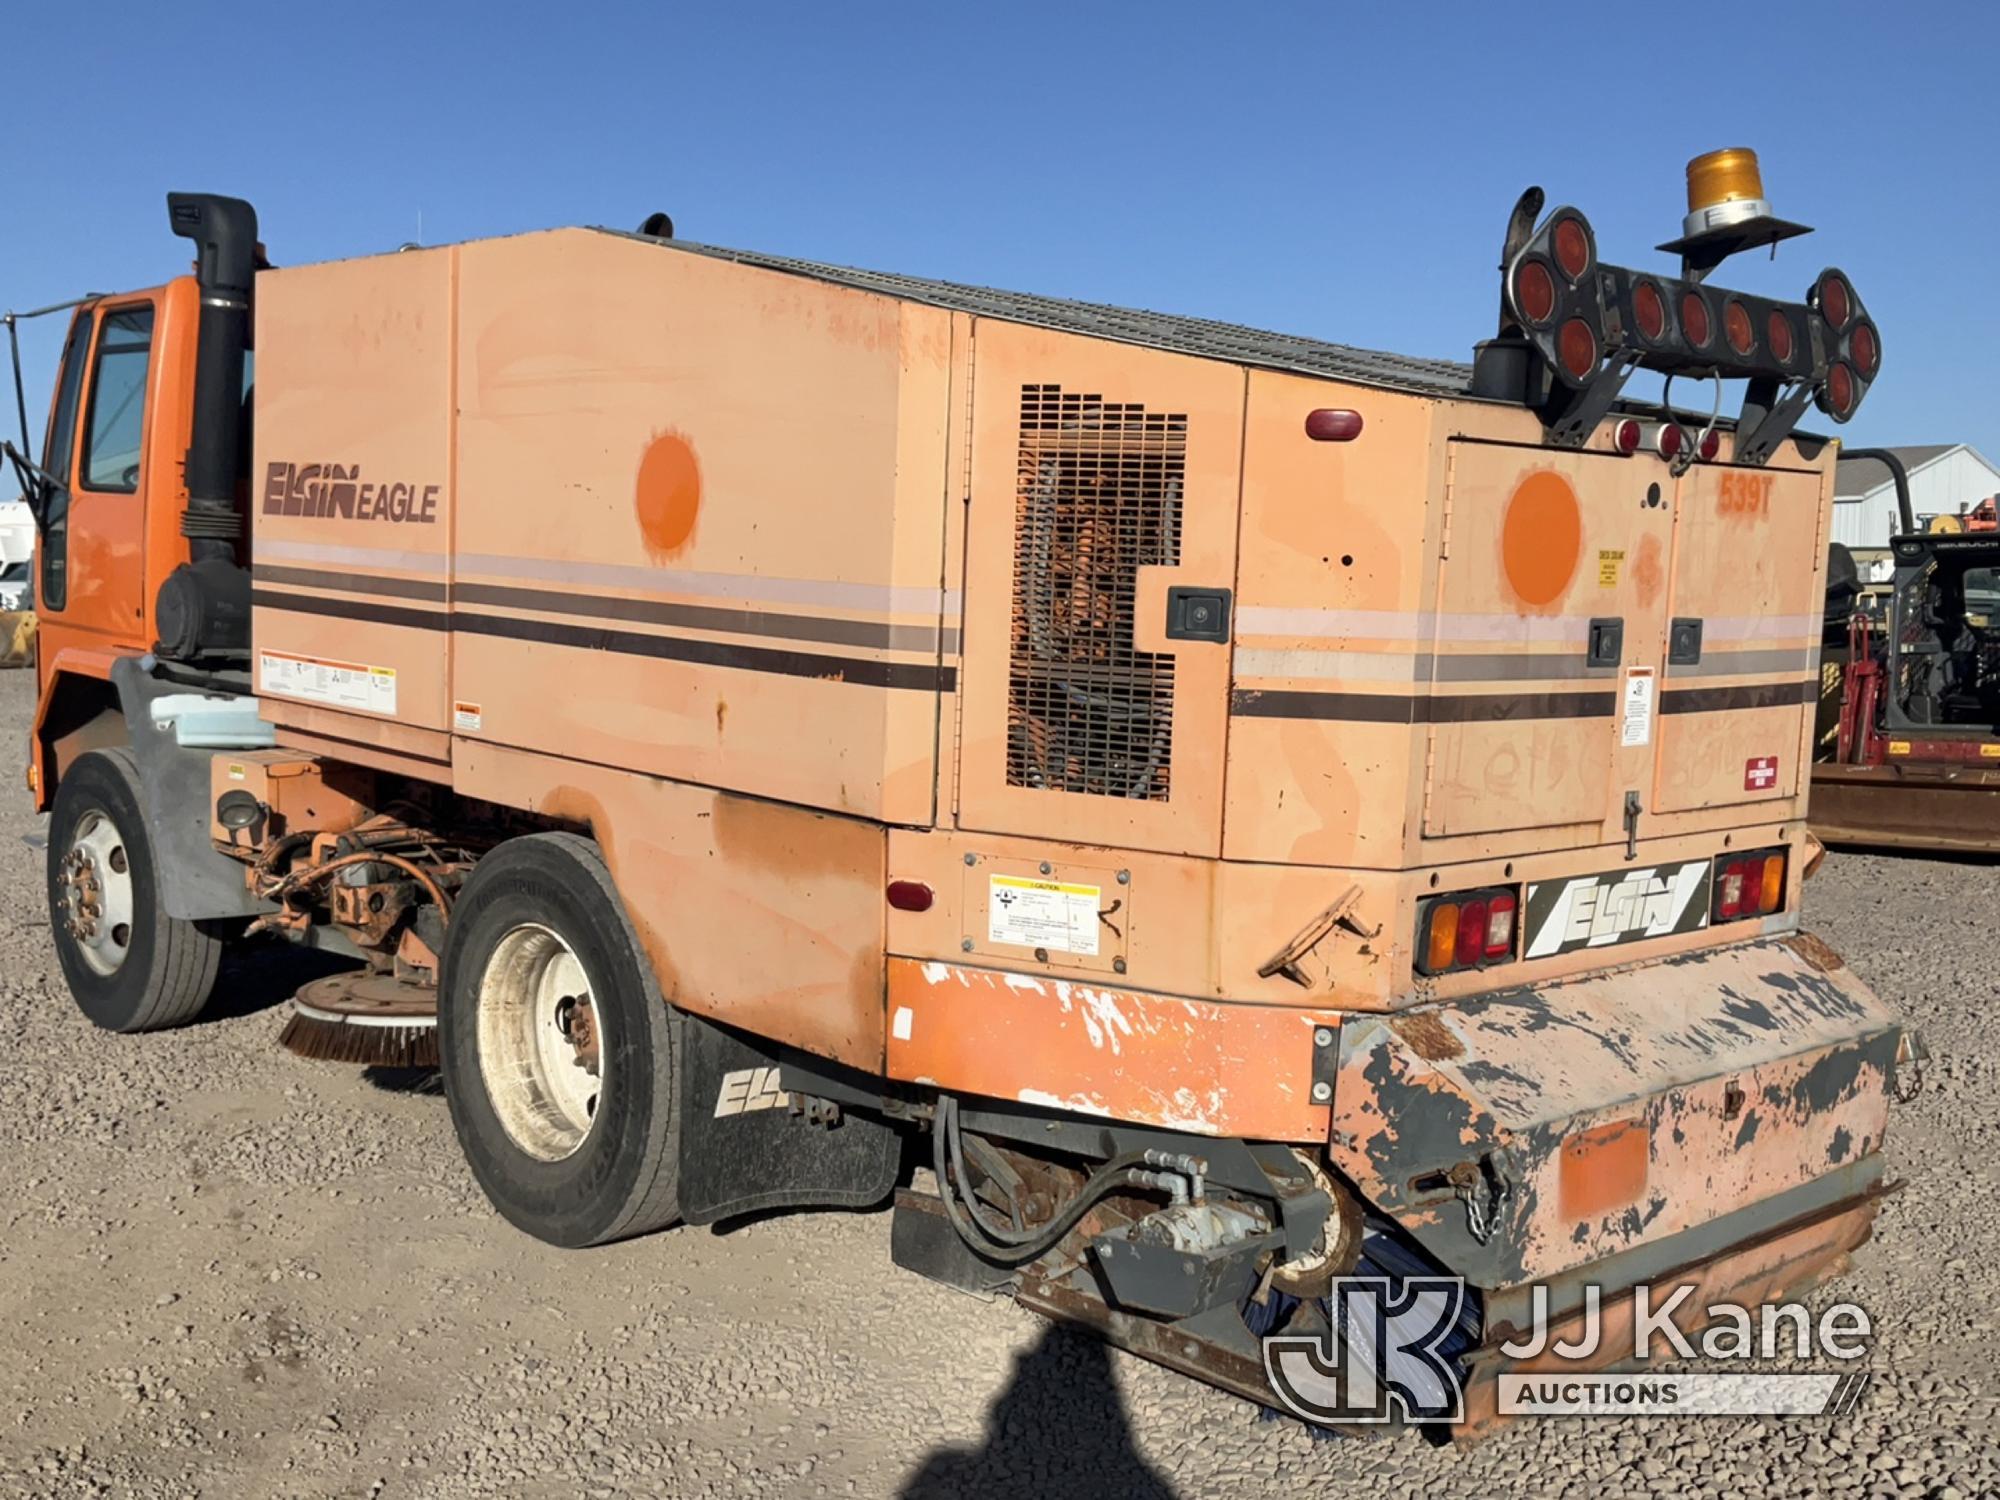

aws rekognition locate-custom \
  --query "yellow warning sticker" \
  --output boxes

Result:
[987,875,1101,957]
[1598,549,1625,587]
[1887,741,1911,756]
[1982,743,2000,759]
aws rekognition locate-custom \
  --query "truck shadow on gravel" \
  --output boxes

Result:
[204,939,356,1023]
[900,1323,1177,1499]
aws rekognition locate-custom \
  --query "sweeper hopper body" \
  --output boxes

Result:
[17,169,1917,1431]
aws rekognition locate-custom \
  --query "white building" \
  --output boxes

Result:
[1831,443,2000,547]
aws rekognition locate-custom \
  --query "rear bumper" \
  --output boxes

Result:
[1328,933,1906,1290]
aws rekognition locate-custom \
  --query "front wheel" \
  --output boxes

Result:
[46,748,227,1032]
[438,832,682,1247]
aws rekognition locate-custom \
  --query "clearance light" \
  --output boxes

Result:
[1655,422,1686,461]
[1417,887,1518,975]
[1614,418,1642,455]
[886,880,934,912]
[1713,847,1787,923]
[1305,408,1365,442]
[1698,428,1721,462]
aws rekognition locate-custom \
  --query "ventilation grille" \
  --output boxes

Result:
[1006,383,1185,801]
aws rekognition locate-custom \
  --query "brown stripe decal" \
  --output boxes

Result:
[1230,688,1617,723]
[453,581,950,653]
[1659,679,1815,714]
[251,564,448,602]
[250,589,956,693]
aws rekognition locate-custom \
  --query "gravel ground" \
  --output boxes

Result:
[0,665,1993,1499]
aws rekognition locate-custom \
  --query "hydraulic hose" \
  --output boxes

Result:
[931,1095,1158,1265]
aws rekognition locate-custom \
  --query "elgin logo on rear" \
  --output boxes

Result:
[263,461,440,524]
[1564,872,1681,946]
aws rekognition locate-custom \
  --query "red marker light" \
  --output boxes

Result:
[1305,409,1364,442]
[1819,273,1851,330]
[1614,418,1642,455]
[1724,300,1755,356]
[1827,362,1856,417]
[1850,323,1878,377]
[886,880,934,912]
[1553,218,1591,281]
[1657,423,1686,460]
[1767,310,1796,366]
[1632,280,1667,342]
[1680,292,1712,348]
[1559,318,1598,380]
[1698,428,1721,462]
[1514,260,1556,324]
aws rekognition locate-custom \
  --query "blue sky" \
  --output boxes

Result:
[7,1,1995,461]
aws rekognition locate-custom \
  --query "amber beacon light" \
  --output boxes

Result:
[1682,147,1772,237]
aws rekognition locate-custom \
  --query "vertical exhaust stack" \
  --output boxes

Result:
[154,193,258,661]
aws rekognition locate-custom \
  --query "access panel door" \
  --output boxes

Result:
[1651,461,1824,813]
[954,321,1243,857]
[1423,441,1675,842]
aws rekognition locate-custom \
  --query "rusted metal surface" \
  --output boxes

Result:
[1459,1186,1883,1436]
[1811,761,2000,853]
[1328,937,1902,1287]
[885,957,1341,1141]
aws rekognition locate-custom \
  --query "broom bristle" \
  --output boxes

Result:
[278,1009,440,1069]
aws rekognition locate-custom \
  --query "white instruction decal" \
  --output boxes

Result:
[1620,666,1655,748]
[259,650,397,716]
[988,875,1101,957]
[453,700,483,733]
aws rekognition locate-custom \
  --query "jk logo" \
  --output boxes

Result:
[1262,1276,1468,1425]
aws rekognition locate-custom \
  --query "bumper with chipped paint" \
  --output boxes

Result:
[1328,933,1905,1295]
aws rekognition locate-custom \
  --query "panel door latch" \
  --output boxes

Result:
[1587,617,1624,668]
[1668,617,1704,666]
[1166,586,1232,643]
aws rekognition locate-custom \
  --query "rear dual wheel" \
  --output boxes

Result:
[438,833,683,1247]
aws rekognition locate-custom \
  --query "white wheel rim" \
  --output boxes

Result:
[59,810,136,977]
[477,923,607,1162]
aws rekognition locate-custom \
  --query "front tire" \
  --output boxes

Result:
[439,832,682,1247]
[47,748,227,1032]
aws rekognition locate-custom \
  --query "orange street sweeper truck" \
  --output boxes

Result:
[4,149,1919,1431]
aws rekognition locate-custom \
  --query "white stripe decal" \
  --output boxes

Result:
[1235,606,1591,645]
[253,539,958,616]
[1700,613,1819,642]
[456,552,959,616]
[256,538,448,574]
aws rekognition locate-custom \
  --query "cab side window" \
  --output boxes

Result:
[38,308,96,612]
[81,305,155,493]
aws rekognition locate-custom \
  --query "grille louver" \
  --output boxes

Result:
[1006,383,1185,801]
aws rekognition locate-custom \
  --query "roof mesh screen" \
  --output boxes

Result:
[1006,383,1183,801]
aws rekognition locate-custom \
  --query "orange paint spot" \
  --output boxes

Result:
[635,431,702,558]
[1500,471,1582,610]
[1560,1117,1649,1220]
[1632,533,1665,607]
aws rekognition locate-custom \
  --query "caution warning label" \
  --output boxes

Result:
[987,875,1101,957]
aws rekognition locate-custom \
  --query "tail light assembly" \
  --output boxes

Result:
[1416,887,1519,976]
[1712,846,1788,924]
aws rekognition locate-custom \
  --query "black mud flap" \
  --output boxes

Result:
[676,1012,900,1225]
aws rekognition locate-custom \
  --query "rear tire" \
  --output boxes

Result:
[47,748,226,1032]
[438,832,682,1247]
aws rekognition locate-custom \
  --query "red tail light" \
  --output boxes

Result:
[1698,428,1721,462]
[1656,422,1686,460]
[1827,362,1856,417]
[1712,847,1788,923]
[1818,272,1851,330]
[1417,886,1520,975]
[1553,217,1591,280]
[886,880,934,912]
[1305,408,1365,442]
[1614,418,1641,455]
